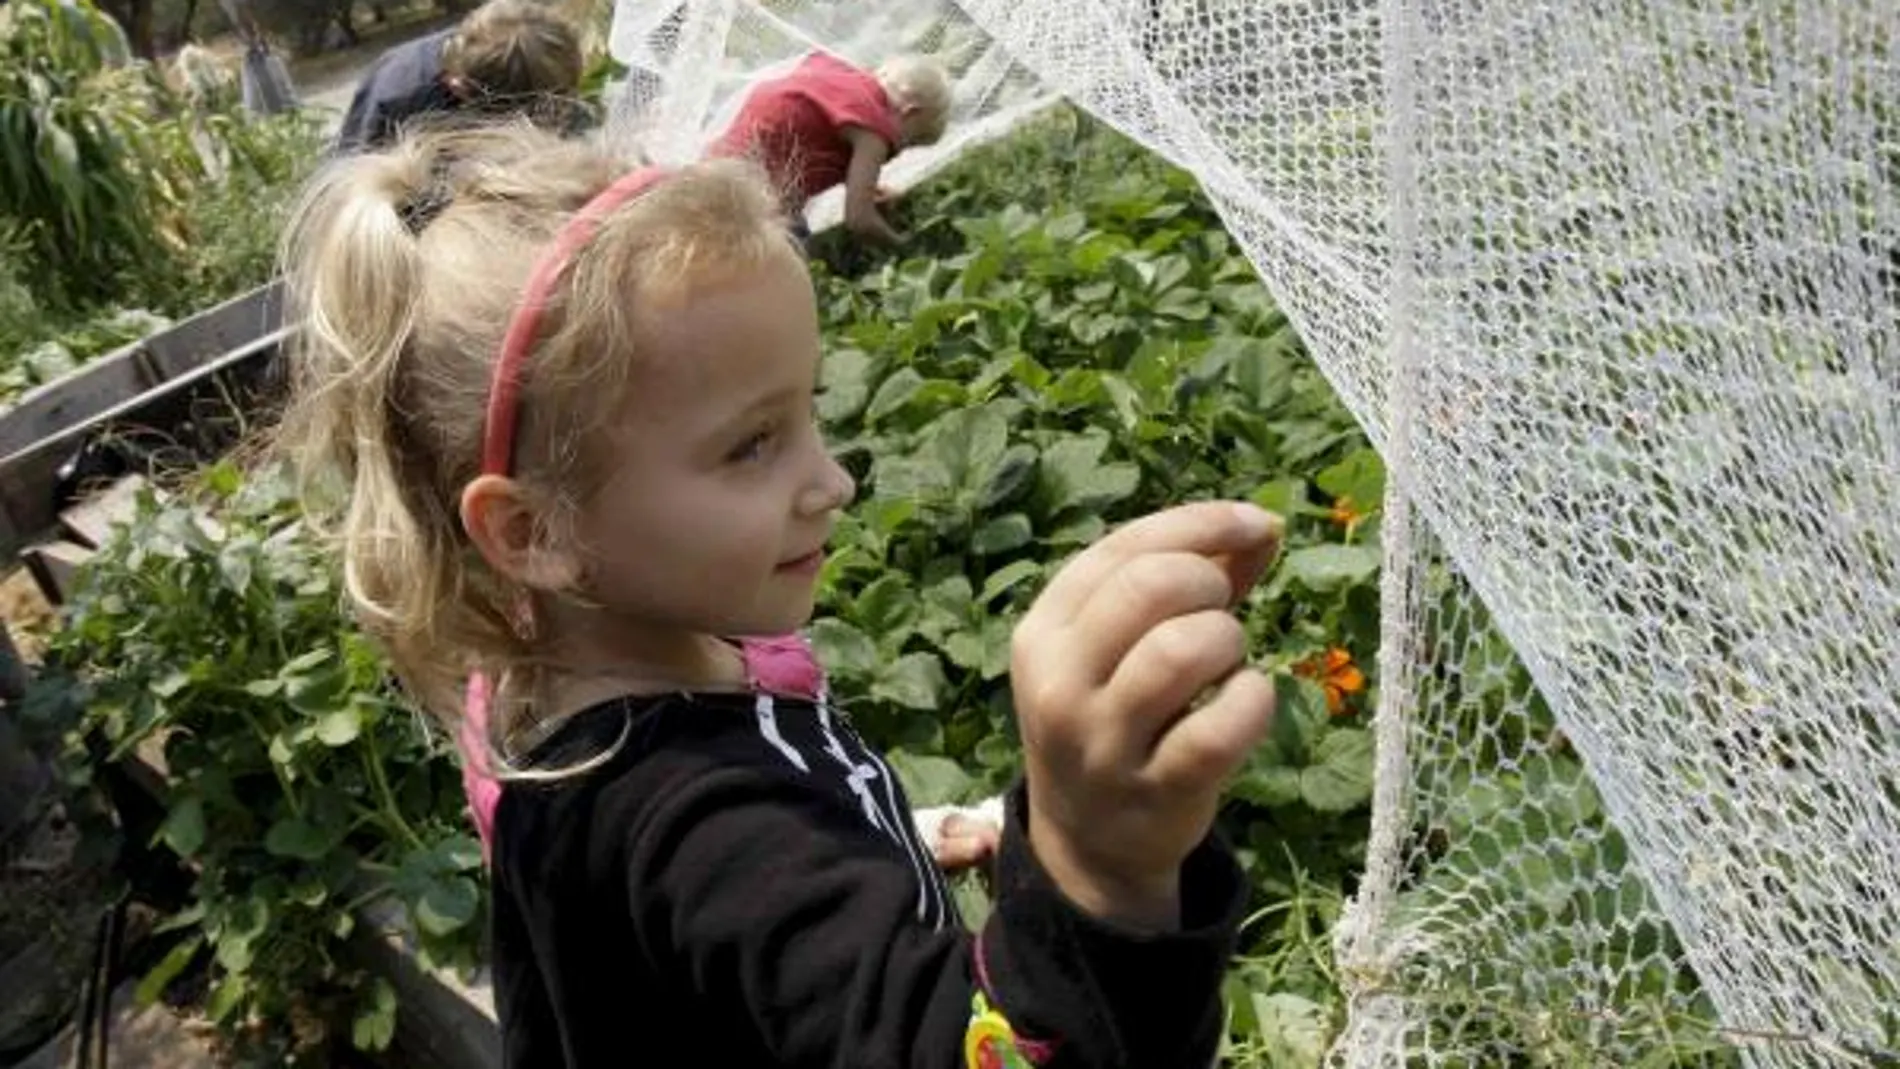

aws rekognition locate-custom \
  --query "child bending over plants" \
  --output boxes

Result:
[275,123,1282,1067]
[332,0,586,156]
[709,51,951,248]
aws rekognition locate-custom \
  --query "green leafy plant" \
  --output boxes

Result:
[22,462,484,1065]
[1,0,323,397]
[0,0,196,308]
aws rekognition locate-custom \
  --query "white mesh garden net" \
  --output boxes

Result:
[603,0,1900,1064]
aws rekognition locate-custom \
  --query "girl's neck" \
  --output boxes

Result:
[534,611,750,722]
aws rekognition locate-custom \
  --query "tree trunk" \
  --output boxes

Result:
[175,0,201,42]
[124,0,156,58]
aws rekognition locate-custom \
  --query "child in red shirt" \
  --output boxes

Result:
[710,51,951,246]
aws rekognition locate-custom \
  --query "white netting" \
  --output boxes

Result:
[606,0,1900,1064]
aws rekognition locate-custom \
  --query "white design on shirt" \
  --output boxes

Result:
[753,692,809,773]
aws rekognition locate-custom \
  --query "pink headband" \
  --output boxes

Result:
[481,165,669,476]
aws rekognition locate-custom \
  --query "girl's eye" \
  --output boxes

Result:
[727,427,777,464]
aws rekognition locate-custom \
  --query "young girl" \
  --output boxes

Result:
[277,123,1283,1067]
[708,51,952,247]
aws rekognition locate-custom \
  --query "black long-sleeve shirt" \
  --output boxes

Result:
[489,689,1246,1067]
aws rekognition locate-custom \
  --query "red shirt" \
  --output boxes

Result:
[710,52,903,209]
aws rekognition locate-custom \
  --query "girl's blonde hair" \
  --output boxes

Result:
[275,123,791,724]
[876,54,953,143]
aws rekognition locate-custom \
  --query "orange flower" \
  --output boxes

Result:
[1294,647,1367,715]
[1328,496,1362,529]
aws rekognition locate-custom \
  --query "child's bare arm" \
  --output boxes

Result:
[840,126,903,245]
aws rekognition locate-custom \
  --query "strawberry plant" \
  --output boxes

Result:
[22,462,484,1065]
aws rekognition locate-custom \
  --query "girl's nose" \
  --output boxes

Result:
[797,447,856,517]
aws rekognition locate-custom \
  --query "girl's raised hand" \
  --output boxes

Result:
[1009,501,1282,930]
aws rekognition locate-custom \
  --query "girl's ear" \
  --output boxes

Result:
[460,474,582,591]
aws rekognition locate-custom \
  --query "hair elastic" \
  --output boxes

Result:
[481,165,669,477]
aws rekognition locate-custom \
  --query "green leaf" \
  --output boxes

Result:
[885,749,974,807]
[1300,728,1375,812]
[1281,544,1381,591]
[436,834,485,873]
[979,559,1043,605]
[930,403,1009,499]
[205,974,249,1023]
[150,669,191,699]
[217,540,254,595]
[1155,289,1212,320]
[972,513,1033,555]
[1250,478,1312,519]
[1044,513,1106,547]
[977,444,1039,510]
[1269,675,1330,764]
[264,817,332,861]
[960,242,1006,295]
[158,794,205,857]
[1035,432,1140,516]
[952,870,992,932]
[281,648,333,675]
[872,652,946,711]
[852,574,918,639]
[942,630,985,671]
[135,936,202,1007]
[1316,447,1386,512]
[415,876,480,936]
[808,618,878,678]
[351,978,399,1051]
[866,367,927,423]
[870,454,952,502]
[817,347,875,421]
[314,706,361,747]
[286,661,351,715]
[1231,760,1302,808]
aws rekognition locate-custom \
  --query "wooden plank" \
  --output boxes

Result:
[0,345,160,460]
[359,898,502,1069]
[20,541,92,607]
[0,281,281,472]
[0,329,287,562]
[140,282,285,383]
[58,475,149,549]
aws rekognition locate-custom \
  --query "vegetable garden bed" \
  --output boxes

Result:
[19,107,1411,1066]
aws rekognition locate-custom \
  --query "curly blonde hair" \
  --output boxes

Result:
[275,124,790,725]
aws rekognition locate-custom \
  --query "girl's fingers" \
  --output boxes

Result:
[1145,666,1277,791]
[1101,609,1249,755]
[933,813,1000,872]
[1029,502,1280,626]
[1065,552,1235,683]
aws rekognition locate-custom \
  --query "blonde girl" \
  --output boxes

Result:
[277,122,1282,1068]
